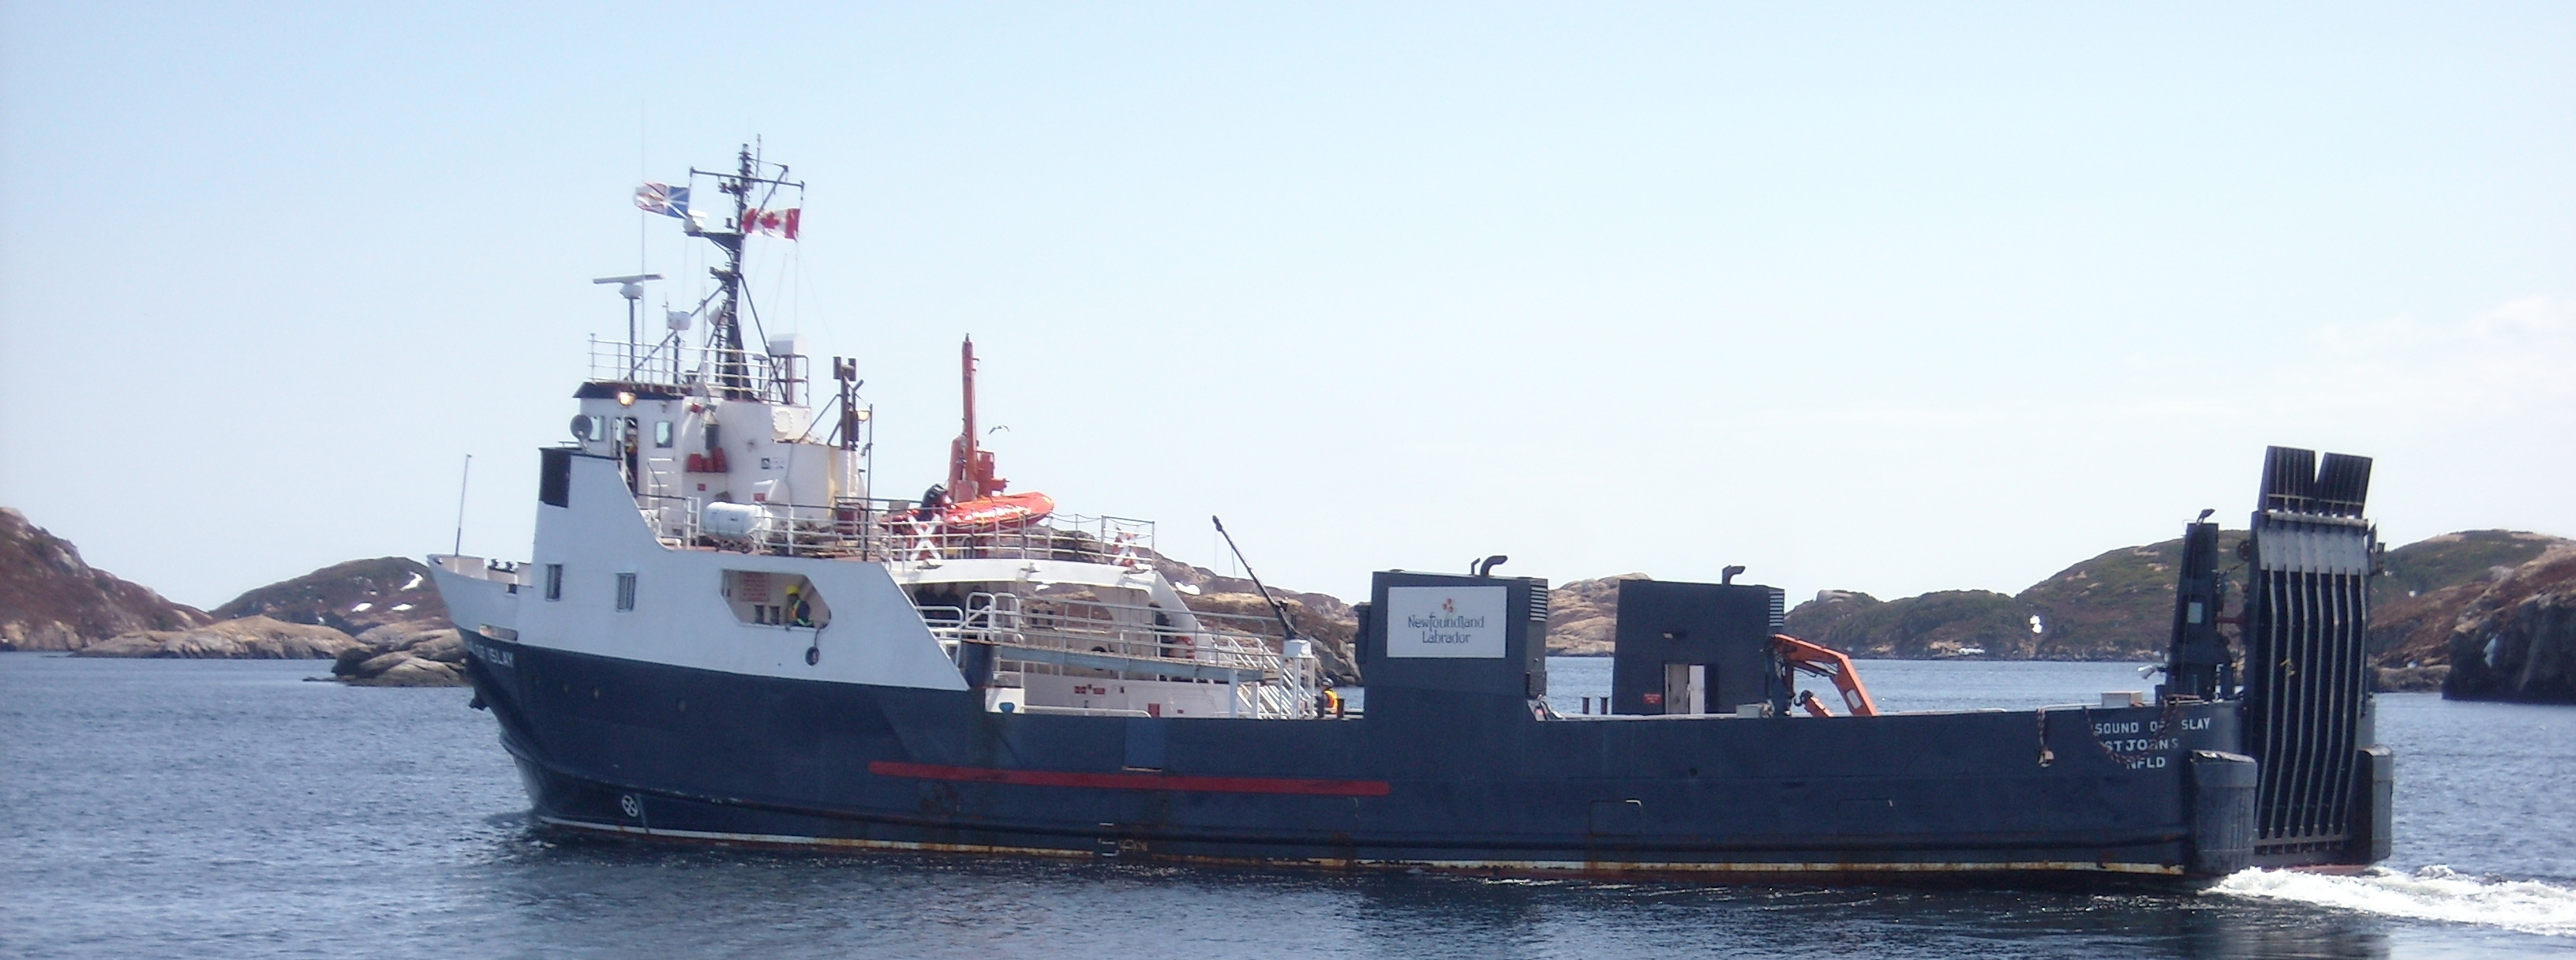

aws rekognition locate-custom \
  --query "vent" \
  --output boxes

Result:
[1767,588,1786,632]
[1527,583,1551,623]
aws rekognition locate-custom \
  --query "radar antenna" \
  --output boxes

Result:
[590,273,661,377]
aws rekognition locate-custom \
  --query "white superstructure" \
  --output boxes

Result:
[431,148,1320,719]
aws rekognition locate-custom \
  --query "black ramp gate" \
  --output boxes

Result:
[2240,446,2376,860]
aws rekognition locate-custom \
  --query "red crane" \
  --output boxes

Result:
[937,337,1054,531]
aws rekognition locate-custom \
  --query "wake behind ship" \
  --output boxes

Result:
[430,148,2392,884]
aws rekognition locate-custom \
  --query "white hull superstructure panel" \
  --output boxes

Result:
[436,454,968,692]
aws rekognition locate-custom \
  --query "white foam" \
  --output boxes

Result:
[2211,865,2576,937]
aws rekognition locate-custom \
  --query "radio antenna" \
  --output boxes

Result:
[451,454,472,555]
[1211,516,1299,642]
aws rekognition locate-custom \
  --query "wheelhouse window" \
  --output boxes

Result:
[545,564,564,601]
[722,570,829,628]
[615,572,638,612]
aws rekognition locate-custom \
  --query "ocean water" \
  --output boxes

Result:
[2,654,2570,959]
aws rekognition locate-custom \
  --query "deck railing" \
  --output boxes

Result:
[923,591,1320,719]
[638,492,1158,567]
[586,336,807,407]
[431,554,531,587]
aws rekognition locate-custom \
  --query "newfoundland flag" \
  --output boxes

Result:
[744,207,801,240]
[634,182,690,219]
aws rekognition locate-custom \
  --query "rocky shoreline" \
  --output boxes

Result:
[2420,546,2576,702]
[73,616,365,659]
[2,507,469,683]
[0,507,207,650]
[60,610,474,687]
[9,504,2575,701]
[328,621,469,686]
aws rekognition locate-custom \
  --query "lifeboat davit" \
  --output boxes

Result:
[941,491,1055,531]
[932,338,1053,532]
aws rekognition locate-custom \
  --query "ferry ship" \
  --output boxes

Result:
[429,148,2392,883]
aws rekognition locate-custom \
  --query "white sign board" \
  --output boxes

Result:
[1385,586,1508,658]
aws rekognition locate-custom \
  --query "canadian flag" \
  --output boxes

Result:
[743,208,801,240]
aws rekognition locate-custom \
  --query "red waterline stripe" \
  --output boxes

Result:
[867,760,1391,797]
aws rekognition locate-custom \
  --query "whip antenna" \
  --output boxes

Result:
[452,454,472,555]
[1211,516,1300,642]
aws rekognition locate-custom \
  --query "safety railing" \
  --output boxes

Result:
[430,554,531,586]
[635,490,1157,566]
[922,591,1320,719]
[586,336,807,407]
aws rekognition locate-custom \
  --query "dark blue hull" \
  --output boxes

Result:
[466,634,2281,883]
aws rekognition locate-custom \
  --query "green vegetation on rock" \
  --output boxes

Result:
[2379,531,2567,602]
[1773,528,2570,667]
[1780,590,1878,647]
[1796,590,2032,659]
[2014,531,2248,662]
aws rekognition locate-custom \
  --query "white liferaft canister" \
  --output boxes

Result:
[702,501,767,539]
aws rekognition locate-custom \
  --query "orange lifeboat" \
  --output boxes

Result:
[942,491,1055,531]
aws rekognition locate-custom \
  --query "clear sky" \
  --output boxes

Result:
[3,2,2570,611]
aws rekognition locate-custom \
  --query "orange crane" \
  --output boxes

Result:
[1775,634,1880,717]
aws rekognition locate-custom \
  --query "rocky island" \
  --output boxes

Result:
[10,503,2575,702]
[2368,532,2576,701]
[0,507,465,682]
[1524,528,2576,703]
[1,507,208,650]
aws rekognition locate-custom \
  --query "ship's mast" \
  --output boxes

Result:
[713,146,751,395]
[687,142,800,399]
[945,336,1010,503]
[950,337,982,501]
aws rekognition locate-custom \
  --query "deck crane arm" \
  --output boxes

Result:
[1774,634,1880,718]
